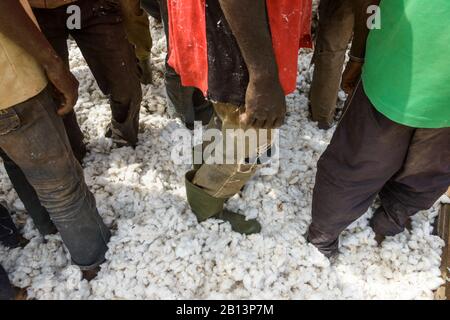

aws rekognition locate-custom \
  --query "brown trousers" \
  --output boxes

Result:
[310,0,354,124]
[33,0,142,149]
[308,82,450,256]
[120,0,152,61]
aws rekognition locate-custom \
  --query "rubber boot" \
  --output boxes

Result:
[192,145,204,171]
[0,265,13,301]
[185,171,261,235]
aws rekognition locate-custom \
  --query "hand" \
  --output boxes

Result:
[44,59,79,116]
[240,75,287,129]
[341,60,364,95]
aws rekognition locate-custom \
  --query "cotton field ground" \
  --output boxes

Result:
[0,22,446,300]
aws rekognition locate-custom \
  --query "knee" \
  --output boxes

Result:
[35,171,87,216]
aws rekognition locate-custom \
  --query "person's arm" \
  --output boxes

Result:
[28,0,77,9]
[341,0,380,95]
[0,0,78,115]
[218,0,286,129]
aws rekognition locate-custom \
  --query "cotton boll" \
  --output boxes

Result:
[0,24,443,300]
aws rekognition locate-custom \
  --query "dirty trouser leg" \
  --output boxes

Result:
[371,128,450,236]
[0,88,110,269]
[193,103,272,199]
[140,0,161,21]
[309,0,354,125]
[32,7,86,162]
[156,0,212,128]
[120,0,152,61]
[70,0,143,146]
[0,264,13,300]
[0,149,56,236]
[308,82,415,256]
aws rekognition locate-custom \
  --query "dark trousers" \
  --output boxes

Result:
[310,0,354,124]
[0,88,110,270]
[308,82,450,256]
[141,0,213,128]
[33,0,142,147]
[0,264,13,300]
[0,150,56,236]
[140,0,161,21]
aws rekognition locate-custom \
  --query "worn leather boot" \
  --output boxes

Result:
[185,171,261,235]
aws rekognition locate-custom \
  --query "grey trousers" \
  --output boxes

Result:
[142,0,213,128]
[0,88,111,270]
[308,82,450,256]
[310,0,354,124]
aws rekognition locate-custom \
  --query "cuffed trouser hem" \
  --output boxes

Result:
[307,224,339,258]
[72,257,107,271]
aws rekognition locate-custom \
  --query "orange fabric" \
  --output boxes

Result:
[167,0,312,97]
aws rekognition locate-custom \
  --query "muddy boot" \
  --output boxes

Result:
[0,205,19,249]
[215,209,261,235]
[185,171,261,235]
[0,265,13,301]
[138,58,153,85]
[105,117,139,148]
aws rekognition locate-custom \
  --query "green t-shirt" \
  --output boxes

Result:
[362,0,450,128]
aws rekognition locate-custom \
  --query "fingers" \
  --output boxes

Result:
[272,116,285,128]
[57,104,72,116]
[239,112,255,127]
[342,81,356,95]
[240,113,267,129]
[253,119,266,128]
[342,84,351,95]
[240,113,285,129]
[57,90,77,116]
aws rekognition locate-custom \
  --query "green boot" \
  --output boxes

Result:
[192,145,204,171]
[185,171,261,235]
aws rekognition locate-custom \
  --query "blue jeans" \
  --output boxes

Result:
[0,88,110,270]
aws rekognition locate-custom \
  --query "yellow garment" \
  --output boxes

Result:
[0,0,47,110]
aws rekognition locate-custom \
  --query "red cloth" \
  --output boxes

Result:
[167,0,312,96]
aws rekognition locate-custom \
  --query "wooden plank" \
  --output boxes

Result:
[435,203,450,300]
